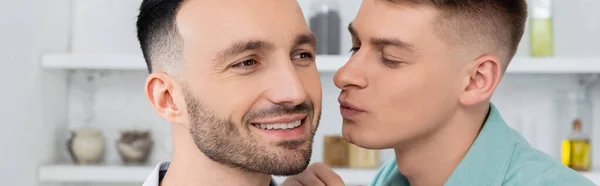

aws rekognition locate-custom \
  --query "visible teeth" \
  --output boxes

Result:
[253,120,302,130]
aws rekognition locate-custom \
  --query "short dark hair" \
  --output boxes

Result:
[136,0,185,73]
[388,0,528,66]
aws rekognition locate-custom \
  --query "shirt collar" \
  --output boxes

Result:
[443,103,514,186]
[142,161,279,186]
[142,161,170,186]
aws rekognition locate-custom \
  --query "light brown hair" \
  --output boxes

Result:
[388,0,527,66]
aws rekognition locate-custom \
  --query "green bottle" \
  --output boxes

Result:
[530,0,553,57]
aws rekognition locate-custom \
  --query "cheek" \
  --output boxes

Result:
[200,79,261,122]
[375,67,459,131]
[299,69,322,109]
[372,70,441,130]
[375,79,423,126]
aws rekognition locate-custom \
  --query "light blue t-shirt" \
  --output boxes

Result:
[370,103,595,186]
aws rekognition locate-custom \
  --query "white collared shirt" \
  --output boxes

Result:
[142,161,171,186]
[142,161,279,186]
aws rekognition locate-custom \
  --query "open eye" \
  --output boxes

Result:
[292,52,314,60]
[228,58,261,75]
[291,51,315,67]
[231,59,258,68]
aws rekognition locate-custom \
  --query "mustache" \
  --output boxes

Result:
[243,101,313,123]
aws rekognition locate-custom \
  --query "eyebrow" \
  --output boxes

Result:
[215,40,275,62]
[371,37,416,52]
[348,23,358,37]
[292,33,316,49]
[348,22,416,53]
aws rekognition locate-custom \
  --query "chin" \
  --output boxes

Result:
[265,144,312,176]
[342,124,392,150]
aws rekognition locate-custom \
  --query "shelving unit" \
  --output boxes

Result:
[41,53,600,74]
[38,164,378,185]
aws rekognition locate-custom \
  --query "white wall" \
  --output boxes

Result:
[0,0,40,182]
[0,0,68,186]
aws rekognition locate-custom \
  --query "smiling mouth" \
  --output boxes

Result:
[251,120,303,130]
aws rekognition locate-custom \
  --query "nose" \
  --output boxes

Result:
[264,61,308,107]
[334,53,368,90]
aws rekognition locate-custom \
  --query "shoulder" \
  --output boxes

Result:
[370,158,398,185]
[370,158,410,186]
[502,141,595,186]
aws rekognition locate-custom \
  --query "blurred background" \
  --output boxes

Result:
[1,0,600,185]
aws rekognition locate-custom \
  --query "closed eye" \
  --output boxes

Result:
[380,55,406,68]
[349,47,360,55]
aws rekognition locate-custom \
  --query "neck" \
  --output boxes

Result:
[393,103,490,186]
[161,124,272,186]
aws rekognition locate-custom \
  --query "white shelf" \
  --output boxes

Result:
[38,165,153,182]
[37,164,600,185]
[42,53,147,70]
[41,53,347,73]
[41,53,600,74]
[507,57,600,73]
[581,171,600,185]
[38,164,377,185]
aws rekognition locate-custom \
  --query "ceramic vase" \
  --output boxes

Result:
[66,127,105,165]
[117,130,154,165]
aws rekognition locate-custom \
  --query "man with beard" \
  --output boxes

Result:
[137,0,341,185]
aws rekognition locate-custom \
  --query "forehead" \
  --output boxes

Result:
[175,0,309,57]
[353,0,439,44]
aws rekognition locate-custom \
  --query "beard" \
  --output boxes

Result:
[183,88,320,176]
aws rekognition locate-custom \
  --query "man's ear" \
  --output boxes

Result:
[145,72,187,124]
[459,55,502,106]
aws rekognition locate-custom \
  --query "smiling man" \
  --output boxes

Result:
[331,0,596,186]
[136,0,322,185]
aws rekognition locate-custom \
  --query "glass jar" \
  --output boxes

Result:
[530,0,553,56]
[555,88,593,171]
[309,0,342,55]
[555,89,592,140]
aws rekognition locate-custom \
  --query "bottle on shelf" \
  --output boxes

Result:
[530,0,554,57]
[561,119,591,172]
[309,0,341,55]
